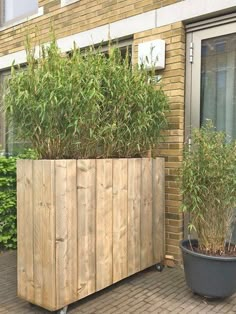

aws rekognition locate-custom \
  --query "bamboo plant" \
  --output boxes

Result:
[180,121,236,255]
[4,39,169,159]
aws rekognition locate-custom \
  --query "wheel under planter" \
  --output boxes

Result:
[180,239,236,298]
[17,158,165,312]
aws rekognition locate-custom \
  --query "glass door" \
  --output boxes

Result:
[186,22,236,140]
[185,21,236,239]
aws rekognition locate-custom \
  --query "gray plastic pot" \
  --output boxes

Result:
[180,239,236,298]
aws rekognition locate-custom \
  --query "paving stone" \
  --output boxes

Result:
[1,251,236,314]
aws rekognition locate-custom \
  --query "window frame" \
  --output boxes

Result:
[0,0,39,28]
[90,38,133,61]
[0,0,4,26]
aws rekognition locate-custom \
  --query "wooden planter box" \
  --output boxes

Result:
[17,158,165,311]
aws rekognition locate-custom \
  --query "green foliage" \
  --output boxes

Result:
[0,149,36,250]
[0,156,17,249]
[4,40,169,159]
[180,121,236,253]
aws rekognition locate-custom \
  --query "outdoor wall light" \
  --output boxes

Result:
[138,39,165,70]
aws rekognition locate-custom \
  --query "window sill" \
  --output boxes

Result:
[0,7,44,32]
[61,0,79,8]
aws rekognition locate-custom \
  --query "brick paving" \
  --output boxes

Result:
[1,251,236,314]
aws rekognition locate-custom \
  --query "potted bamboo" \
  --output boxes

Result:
[180,121,236,298]
[4,39,168,313]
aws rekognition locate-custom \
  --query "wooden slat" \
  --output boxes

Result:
[31,160,57,310]
[152,158,165,263]
[96,159,113,291]
[33,160,44,306]
[77,160,96,299]
[55,160,77,308]
[17,160,27,300]
[65,160,78,304]
[140,158,153,270]
[23,160,34,302]
[127,159,141,276]
[55,160,67,308]
[112,159,128,283]
[41,160,56,309]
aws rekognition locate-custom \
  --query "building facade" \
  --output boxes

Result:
[0,0,236,261]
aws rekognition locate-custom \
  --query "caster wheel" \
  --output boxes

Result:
[57,306,68,314]
[155,263,164,272]
[29,302,36,307]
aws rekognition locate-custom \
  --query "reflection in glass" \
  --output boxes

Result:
[200,34,236,139]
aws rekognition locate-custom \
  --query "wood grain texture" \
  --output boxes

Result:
[127,159,141,276]
[55,160,67,309]
[112,159,128,283]
[65,160,77,304]
[96,159,113,291]
[17,158,165,311]
[140,158,153,270]
[23,160,34,303]
[33,160,44,306]
[29,160,57,309]
[77,160,96,299]
[41,160,56,309]
[55,160,77,309]
[152,158,165,263]
[17,160,27,300]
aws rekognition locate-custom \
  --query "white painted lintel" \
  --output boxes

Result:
[61,0,80,7]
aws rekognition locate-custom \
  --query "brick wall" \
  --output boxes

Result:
[133,22,185,262]
[0,0,183,55]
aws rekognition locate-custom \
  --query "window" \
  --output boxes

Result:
[0,73,6,154]
[0,71,27,155]
[0,38,133,155]
[90,39,133,64]
[66,38,133,65]
[200,34,236,139]
[0,0,38,26]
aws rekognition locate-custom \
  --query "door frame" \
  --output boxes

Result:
[184,14,236,237]
[185,15,236,141]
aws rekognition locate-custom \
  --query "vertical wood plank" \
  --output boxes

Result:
[55,160,77,308]
[77,160,96,299]
[140,158,153,269]
[17,160,27,300]
[152,158,165,263]
[23,160,34,302]
[112,159,128,283]
[41,160,56,309]
[33,160,44,306]
[33,160,57,309]
[96,159,113,291]
[127,159,141,276]
[66,160,78,304]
